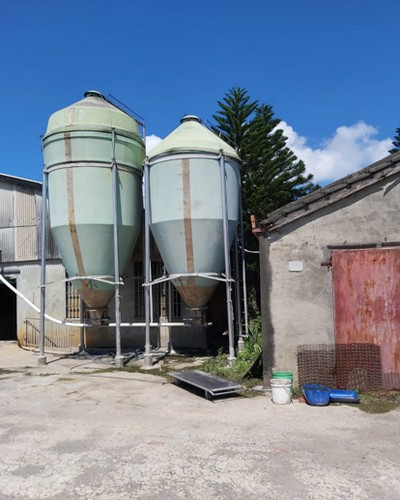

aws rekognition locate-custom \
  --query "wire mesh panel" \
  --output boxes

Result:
[297,343,388,390]
[335,344,383,390]
[297,344,336,387]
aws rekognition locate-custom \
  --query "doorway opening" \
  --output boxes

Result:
[0,278,17,340]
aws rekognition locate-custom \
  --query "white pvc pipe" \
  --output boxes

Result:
[0,274,90,328]
[108,322,186,327]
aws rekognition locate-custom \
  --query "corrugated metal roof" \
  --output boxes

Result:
[0,173,41,186]
[261,152,400,232]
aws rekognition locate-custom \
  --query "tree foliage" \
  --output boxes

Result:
[389,127,400,154]
[212,88,318,313]
[212,87,317,247]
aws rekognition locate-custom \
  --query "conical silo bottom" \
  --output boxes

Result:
[173,277,217,309]
[75,281,115,322]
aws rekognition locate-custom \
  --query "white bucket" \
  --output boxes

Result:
[271,378,293,404]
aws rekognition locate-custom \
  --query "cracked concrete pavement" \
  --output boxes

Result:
[1,341,400,499]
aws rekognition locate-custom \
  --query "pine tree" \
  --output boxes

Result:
[212,87,258,152]
[241,103,315,221]
[213,88,317,241]
[212,88,318,314]
[390,127,400,154]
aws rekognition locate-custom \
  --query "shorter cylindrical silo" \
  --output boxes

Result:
[42,91,144,321]
[147,116,240,312]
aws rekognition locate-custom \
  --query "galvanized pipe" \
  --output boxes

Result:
[79,296,85,352]
[108,321,186,327]
[0,273,90,327]
[38,169,48,365]
[219,152,236,364]
[239,193,249,336]
[111,128,124,368]
[168,281,173,322]
[143,160,152,366]
[234,233,244,351]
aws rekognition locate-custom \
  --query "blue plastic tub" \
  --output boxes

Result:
[302,384,331,406]
[329,389,360,403]
[302,384,360,406]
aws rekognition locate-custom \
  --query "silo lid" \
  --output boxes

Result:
[43,91,142,140]
[84,90,104,99]
[148,115,240,161]
[180,115,201,123]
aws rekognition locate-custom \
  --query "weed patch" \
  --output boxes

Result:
[358,390,400,414]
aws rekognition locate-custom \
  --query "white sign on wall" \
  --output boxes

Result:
[288,261,303,272]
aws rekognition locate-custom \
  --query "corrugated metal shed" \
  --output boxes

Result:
[0,173,59,262]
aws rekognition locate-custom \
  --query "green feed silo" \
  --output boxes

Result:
[147,115,240,311]
[42,91,144,322]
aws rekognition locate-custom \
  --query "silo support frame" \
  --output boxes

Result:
[38,169,48,366]
[239,196,249,339]
[144,272,234,286]
[234,234,244,352]
[219,153,236,365]
[143,160,152,367]
[111,128,124,368]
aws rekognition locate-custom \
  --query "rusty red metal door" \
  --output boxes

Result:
[332,248,400,388]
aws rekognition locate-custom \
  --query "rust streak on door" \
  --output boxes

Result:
[332,248,400,383]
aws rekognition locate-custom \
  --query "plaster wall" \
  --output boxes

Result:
[261,175,400,384]
[10,260,81,346]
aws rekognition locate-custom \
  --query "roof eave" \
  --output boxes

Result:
[260,152,400,233]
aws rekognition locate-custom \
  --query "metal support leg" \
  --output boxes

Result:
[167,281,176,354]
[219,152,236,365]
[143,160,152,367]
[38,169,48,365]
[79,297,85,352]
[234,234,244,352]
[112,129,124,368]
[239,195,249,336]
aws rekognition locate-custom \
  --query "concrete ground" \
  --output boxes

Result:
[1,341,399,500]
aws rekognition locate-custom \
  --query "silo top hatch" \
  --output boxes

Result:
[44,90,141,140]
[147,115,240,161]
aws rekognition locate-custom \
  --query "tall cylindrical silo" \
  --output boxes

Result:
[42,91,144,322]
[147,115,240,312]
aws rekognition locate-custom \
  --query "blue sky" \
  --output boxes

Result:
[1,0,398,183]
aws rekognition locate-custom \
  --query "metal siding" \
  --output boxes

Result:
[15,183,37,226]
[35,193,60,260]
[0,181,15,228]
[0,177,60,262]
[14,184,38,260]
[0,227,16,261]
[333,248,400,387]
[16,226,38,261]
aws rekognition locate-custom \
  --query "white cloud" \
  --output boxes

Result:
[145,134,162,153]
[278,121,392,184]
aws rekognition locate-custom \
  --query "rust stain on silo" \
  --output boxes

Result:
[65,140,88,294]
[182,159,194,273]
